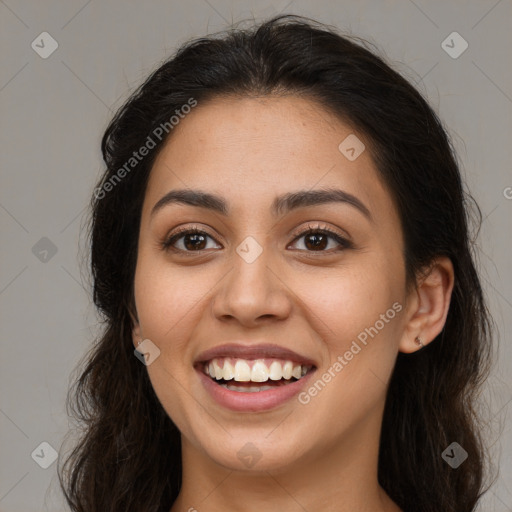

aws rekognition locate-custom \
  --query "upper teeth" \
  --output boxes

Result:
[204,358,310,382]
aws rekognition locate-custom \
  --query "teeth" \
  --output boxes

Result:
[223,360,235,380]
[213,360,223,380]
[222,383,276,392]
[269,361,282,380]
[251,360,269,382]
[208,361,215,379]
[282,361,293,379]
[204,358,311,383]
[234,360,251,381]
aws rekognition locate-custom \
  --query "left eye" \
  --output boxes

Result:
[290,227,352,252]
[162,225,352,253]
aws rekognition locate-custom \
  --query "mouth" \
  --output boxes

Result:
[199,357,315,392]
[194,343,318,411]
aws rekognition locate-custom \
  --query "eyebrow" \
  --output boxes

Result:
[150,187,372,221]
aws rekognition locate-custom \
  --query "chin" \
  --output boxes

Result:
[196,431,310,473]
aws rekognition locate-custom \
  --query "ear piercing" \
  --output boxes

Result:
[414,336,424,348]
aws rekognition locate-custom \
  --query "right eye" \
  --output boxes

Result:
[161,226,222,253]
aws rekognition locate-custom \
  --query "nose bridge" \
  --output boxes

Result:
[211,232,291,324]
[230,233,274,299]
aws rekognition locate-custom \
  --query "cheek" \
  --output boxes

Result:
[133,258,207,431]
[299,272,402,431]
[303,264,401,345]
[133,252,220,368]
[134,251,192,328]
[134,271,179,339]
[299,264,403,411]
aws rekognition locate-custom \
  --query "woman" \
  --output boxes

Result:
[58,14,494,512]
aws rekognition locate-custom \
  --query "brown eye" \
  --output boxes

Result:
[289,225,353,252]
[303,232,329,250]
[180,232,208,251]
[162,227,220,252]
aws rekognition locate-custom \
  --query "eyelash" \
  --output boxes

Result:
[161,223,353,255]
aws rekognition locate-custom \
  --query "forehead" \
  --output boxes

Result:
[143,95,396,225]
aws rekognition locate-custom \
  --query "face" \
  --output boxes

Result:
[132,95,410,472]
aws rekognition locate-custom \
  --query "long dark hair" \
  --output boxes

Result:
[57,14,495,512]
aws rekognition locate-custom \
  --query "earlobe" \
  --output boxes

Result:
[132,322,142,348]
[414,336,424,348]
[399,256,455,353]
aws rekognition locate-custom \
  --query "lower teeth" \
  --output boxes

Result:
[217,379,297,393]
[220,384,276,392]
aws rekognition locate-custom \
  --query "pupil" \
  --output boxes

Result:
[185,234,206,250]
[306,233,327,250]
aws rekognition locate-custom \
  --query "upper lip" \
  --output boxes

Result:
[194,343,318,367]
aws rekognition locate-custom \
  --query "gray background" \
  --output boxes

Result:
[1,0,511,511]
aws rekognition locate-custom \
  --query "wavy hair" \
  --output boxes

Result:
[57,14,495,512]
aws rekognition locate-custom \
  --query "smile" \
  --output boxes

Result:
[202,357,315,392]
[194,344,318,412]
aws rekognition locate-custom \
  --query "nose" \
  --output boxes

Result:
[211,244,292,327]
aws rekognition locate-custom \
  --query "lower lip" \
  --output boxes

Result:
[196,367,316,412]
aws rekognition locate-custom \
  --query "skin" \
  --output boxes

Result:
[131,95,454,512]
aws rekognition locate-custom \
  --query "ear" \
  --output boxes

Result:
[399,256,455,353]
